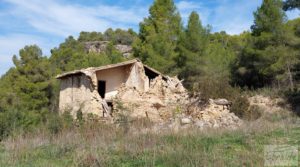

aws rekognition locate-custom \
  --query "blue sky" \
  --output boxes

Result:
[0,0,299,76]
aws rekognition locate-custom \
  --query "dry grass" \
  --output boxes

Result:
[0,112,299,167]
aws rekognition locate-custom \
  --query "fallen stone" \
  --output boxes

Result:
[181,118,192,124]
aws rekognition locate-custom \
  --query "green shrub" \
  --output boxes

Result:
[231,97,262,121]
[76,110,83,123]
[61,111,73,129]
[192,77,258,120]
[230,95,250,119]
[192,77,243,101]
[0,109,46,140]
[285,90,300,116]
[47,113,63,134]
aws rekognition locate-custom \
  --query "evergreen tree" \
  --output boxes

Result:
[233,0,290,88]
[12,45,52,111]
[185,11,209,54]
[178,11,209,88]
[133,0,183,74]
[251,0,286,37]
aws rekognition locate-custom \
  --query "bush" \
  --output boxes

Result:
[0,109,45,140]
[230,96,250,118]
[61,111,74,129]
[192,77,240,101]
[192,77,263,120]
[231,97,263,120]
[76,110,84,123]
[47,113,63,134]
[285,90,300,116]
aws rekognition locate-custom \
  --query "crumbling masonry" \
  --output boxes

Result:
[57,59,242,128]
[56,59,188,121]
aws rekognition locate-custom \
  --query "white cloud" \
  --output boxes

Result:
[0,34,54,76]
[4,0,146,37]
[176,1,209,26]
[0,0,148,75]
[177,0,261,34]
[177,1,201,11]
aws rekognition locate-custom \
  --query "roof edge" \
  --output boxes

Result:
[56,58,141,79]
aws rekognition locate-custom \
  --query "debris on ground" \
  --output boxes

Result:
[113,75,189,123]
[248,95,286,113]
[113,79,243,130]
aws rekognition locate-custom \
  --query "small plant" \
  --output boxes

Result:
[47,113,63,135]
[114,99,127,111]
[61,111,73,129]
[76,110,84,123]
[172,105,182,118]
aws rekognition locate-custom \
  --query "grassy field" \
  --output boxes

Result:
[0,112,299,167]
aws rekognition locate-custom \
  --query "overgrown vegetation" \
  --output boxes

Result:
[0,111,299,167]
[0,0,299,162]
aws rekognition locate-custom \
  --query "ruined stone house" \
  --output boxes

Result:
[56,59,188,120]
[56,59,243,128]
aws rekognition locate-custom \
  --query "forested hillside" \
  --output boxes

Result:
[0,0,299,139]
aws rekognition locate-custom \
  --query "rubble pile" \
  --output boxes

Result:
[248,95,285,113]
[56,58,244,130]
[150,99,242,131]
[113,76,242,129]
[113,75,189,123]
[185,99,242,129]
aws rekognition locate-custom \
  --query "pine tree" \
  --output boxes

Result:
[185,11,208,53]
[178,11,209,88]
[232,0,298,89]
[12,45,52,111]
[133,0,183,74]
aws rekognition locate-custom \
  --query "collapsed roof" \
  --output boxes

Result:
[56,58,163,79]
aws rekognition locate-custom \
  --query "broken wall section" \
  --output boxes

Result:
[59,73,104,118]
[113,74,189,123]
[125,62,149,92]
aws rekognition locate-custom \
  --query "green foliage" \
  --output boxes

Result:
[177,11,210,89]
[50,35,126,74]
[133,0,183,74]
[78,31,104,42]
[232,0,300,90]
[0,0,299,141]
[0,45,52,113]
[231,96,263,120]
[61,111,74,129]
[285,90,300,115]
[78,28,137,45]
[47,113,63,135]
[283,0,300,10]
[0,27,134,139]
[251,0,286,37]
[0,117,299,167]
[0,109,45,140]
[76,110,83,123]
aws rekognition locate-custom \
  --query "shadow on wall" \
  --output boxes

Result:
[60,74,93,92]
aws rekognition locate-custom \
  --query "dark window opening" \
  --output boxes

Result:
[144,67,159,80]
[98,80,106,98]
[107,101,113,111]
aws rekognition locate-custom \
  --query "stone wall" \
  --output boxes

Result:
[59,74,103,118]
[58,62,152,118]
[96,65,131,100]
[125,62,149,92]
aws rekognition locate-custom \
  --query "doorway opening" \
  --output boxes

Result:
[98,80,106,98]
